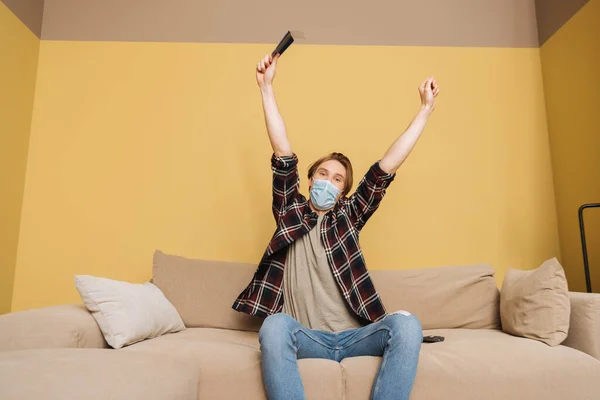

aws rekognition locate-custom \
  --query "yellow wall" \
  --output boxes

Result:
[0,3,39,314]
[541,0,600,292]
[12,41,560,311]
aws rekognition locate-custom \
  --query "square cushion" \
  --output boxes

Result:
[75,275,185,349]
[500,258,570,346]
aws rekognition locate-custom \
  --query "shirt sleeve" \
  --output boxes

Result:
[271,153,301,224]
[342,161,396,231]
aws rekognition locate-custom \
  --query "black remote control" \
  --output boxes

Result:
[423,335,445,343]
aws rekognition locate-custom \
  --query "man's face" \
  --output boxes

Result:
[309,159,347,198]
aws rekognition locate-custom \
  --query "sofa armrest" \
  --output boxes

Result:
[562,292,600,360]
[0,304,108,351]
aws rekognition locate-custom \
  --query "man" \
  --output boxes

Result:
[233,53,439,400]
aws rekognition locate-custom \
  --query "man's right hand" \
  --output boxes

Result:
[256,54,279,88]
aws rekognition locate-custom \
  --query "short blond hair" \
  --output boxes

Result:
[307,152,354,196]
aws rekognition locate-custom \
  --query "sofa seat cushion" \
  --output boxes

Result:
[124,327,343,400]
[341,328,600,400]
[0,348,199,400]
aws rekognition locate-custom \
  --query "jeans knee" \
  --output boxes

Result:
[385,313,423,343]
[259,313,297,347]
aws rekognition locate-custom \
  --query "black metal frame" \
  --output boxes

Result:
[578,203,600,293]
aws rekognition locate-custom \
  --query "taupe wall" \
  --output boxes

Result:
[2,1,592,48]
[535,0,590,44]
[40,0,539,47]
[0,0,44,37]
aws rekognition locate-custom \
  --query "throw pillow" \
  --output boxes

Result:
[74,275,185,349]
[500,257,570,346]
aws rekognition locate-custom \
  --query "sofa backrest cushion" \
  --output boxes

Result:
[153,250,500,331]
[370,264,500,330]
[152,250,263,331]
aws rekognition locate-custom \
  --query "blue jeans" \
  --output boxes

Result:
[259,312,422,400]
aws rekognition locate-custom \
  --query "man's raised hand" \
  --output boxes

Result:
[419,77,440,113]
[256,53,280,88]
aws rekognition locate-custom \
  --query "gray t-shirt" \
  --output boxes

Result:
[282,213,363,332]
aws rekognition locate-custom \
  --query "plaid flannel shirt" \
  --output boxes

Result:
[232,153,396,323]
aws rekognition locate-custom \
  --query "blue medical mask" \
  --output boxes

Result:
[310,179,341,211]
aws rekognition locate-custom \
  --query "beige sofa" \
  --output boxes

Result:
[1,251,600,400]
